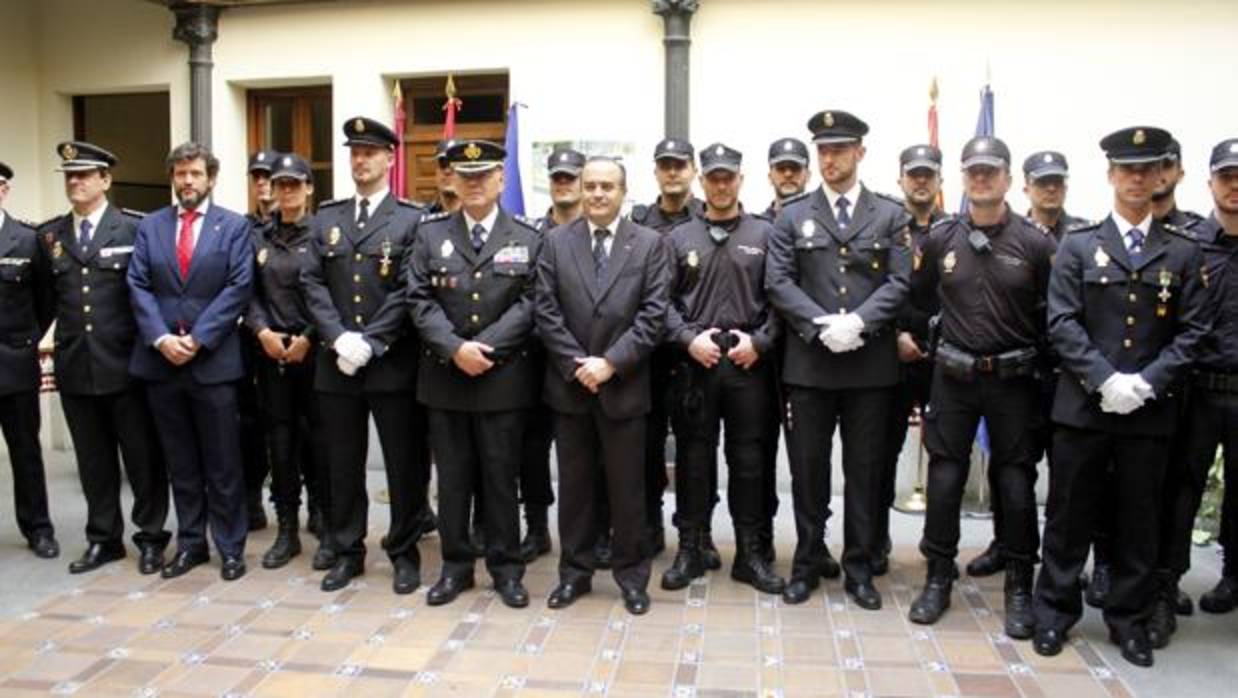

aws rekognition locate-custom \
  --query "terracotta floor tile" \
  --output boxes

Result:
[1033,673,1113,698]
[952,672,1021,697]
[696,660,761,691]
[865,666,934,696]
[611,658,676,686]
[156,663,253,695]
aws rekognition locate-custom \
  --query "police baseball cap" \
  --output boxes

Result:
[55,141,117,172]
[654,138,695,162]
[1210,138,1238,173]
[1023,151,1069,181]
[699,143,742,174]
[547,148,586,176]
[343,116,398,149]
[248,150,277,174]
[900,144,942,173]
[768,138,809,166]
[806,110,868,145]
[445,139,506,175]
[270,153,313,182]
[0,162,12,183]
[1100,126,1172,164]
[961,136,1011,169]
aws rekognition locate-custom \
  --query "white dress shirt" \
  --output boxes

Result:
[587,215,621,256]
[822,181,862,220]
[355,189,389,223]
[1111,209,1152,252]
[72,201,109,246]
[463,205,501,246]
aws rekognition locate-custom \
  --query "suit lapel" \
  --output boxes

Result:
[809,189,843,242]
[1098,217,1134,272]
[354,195,394,249]
[449,212,478,265]
[595,220,635,303]
[839,187,876,242]
[1132,222,1170,272]
[474,209,515,267]
[0,217,18,258]
[87,205,123,259]
[568,220,597,303]
[58,213,91,265]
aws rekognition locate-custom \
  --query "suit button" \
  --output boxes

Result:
[82,285,90,293]
[840,246,849,256]
[83,305,91,314]
[355,315,363,324]
[355,253,363,262]
[1129,293,1138,302]
[839,286,847,294]
[1100,276,1108,284]
[81,268,89,275]
[839,266,847,273]
[471,314,480,323]
[1127,316,1135,326]
[353,274,361,282]
[1123,338,1133,348]
[472,292,480,301]
[85,324,93,332]
[353,295,362,303]
[1130,272,1139,281]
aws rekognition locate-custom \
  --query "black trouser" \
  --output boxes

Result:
[60,389,169,548]
[671,357,774,532]
[255,352,322,519]
[238,342,267,517]
[762,361,784,528]
[881,359,933,543]
[1034,426,1170,639]
[146,376,246,557]
[920,371,1042,565]
[555,407,651,591]
[785,384,891,584]
[430,409,526,583]
[988,369,1055,559]
[1159,386,1238,578]
[0,390,54,542]
[520,404,556,510]
[645,346,674,527]
[317,390,429,565]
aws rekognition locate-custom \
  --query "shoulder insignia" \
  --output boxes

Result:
[1066,220,1102,235]
[397,198,425,210]
[780,191,811,208]
[1163,224,1198,242]
[929,214,958,230]
[120,207,147,219]
[12,217,38,230]
[317,197,347,208]
[1063,219,1095,233]
[512,214,541,232]
[873,190,906,207]
[419,211,451,224]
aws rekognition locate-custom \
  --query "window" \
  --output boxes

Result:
[246,86,333,210]
[73,92,171,213]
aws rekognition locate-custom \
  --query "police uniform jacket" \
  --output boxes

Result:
[246,215,316,337]
[765,186,913,389]
[408,209,542,412]
[302,195,423,394]
[1031,210,1092,244]
[1047,216,1210,436]
[631,196,705,233]
[1192,216,1238,372]
[36,206,143,395]
[897,210,947,341]
[0,214,52,395]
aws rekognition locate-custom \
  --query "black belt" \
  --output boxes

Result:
[935,341,1039,381]
[709,327,759,352]
[1193,369,1238,393]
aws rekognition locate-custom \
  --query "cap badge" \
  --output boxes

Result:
[1133,129,1146,146]
[823,112,834,128]
[784,141,793,152]
[917,147,925,156]
[975,141,988,152]
[560,153,569,162]
[60,143,78,161]
[1044,154,1054,163]
[282,156,292,167]
[354,118,365,133]
[715,145,725,156]
[666,140,676,150]
[256,152,266,162]
[1231,143,1238,154]
[464,142,482,160]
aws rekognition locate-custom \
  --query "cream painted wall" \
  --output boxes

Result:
[0,2,43,218]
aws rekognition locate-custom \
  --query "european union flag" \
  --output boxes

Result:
[500,103,526,216]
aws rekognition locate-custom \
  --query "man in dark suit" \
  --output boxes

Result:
[408,139,541,608]
[535,157,671,615]
[0,160,58,560]
[1032,127,1209,668]
[38,142,170,575]
[765,110,912,611]
[127,142,254,582]
[302,116,430,595]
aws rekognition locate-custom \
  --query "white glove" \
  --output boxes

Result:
[334,332,373,367]
[1131,374,1156,401]
[1099,373,1145,415]
[814,314,865,353]
[336,355,360,376]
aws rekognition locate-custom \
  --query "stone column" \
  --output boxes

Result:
[651,0,699,141]
[171,2,221,147]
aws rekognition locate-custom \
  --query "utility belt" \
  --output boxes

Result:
[934,341,1039,382]
[1193,369,1238,394]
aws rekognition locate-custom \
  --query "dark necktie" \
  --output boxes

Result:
[79,219,93,249]
[357,198,370,229]
[1127,228,1144,263]
[836,195,851,228]
[593,228,610,281]
[471,223,486,252]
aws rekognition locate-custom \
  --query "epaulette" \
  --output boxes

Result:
[1066,220,1102,235]
[121,207,146,219]
[10,216,38,230]
[37,213,69,231]
[874,191,906,207]
[317,197,348,208]
[780,191,811,208]
[630,203,650,223]
[1161,222,1198,242]
[397,198,425,210]
[929,214,957,230]
[1063,219,1095,234]
[512,214,541,232]
[419,210,451,224]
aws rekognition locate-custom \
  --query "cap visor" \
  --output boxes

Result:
[962,156,1007,169]
[249,165,274,174]
[769,154,808,166]
[1108,154,1164,165]
[453,162,502,175]
[701,163,741,175]
[1212,158,1238,173]
[902,159,941,173]
[1028,166,1068,180]
[812,136,860,145]
[345,138,394,149]
[548,165,582,176]
[57,161,109,172]
[654,153,693,162]
[271,172,310,182]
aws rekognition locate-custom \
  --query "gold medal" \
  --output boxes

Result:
[1158,268,1173,303]
[379,238,393,278]
[943,250,957,274]
[1157,305,1168,318]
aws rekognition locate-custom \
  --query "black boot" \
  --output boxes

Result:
[965,539,1005,577]
[262,514,302,569]
[758,519,775,565]
[1003,560,1035,640]
[700,525,722,571]
[909,559,957,625]
[1086,562,1111,609]
[731,528,786,594]
[661,528,705,590]
[520,506,552,562]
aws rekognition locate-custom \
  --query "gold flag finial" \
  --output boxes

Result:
[445,74,458,100]
[929,77,939,103]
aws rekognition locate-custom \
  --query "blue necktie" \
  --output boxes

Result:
[79,219,93,248]
[1127,228,1144,263]
[593,228,610,282]
[471,223,486,252]
[836,196,851,228]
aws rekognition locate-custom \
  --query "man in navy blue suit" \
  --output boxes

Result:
[127,142,255,581]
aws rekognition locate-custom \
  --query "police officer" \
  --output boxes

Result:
[302,116,430,594]
[759,137,811,221]
[906,137,1056,640]
[660,143,785,594]
[0,160,58,560]
[766,110,912,610]
[881,144,946,575]
[1032,127,1209,668]
[630,138,707,560]
[408,139,540,608]
[536,148,585,233]
[245,153,324,570]
[246,150,278,226]
[1148,139,1238,642]
[426,140,461,215]
[1022,151,1091,242]
[38,142,172,575]
[1153,139,1205,228]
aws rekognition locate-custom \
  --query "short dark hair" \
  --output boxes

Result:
[166,141,220,178]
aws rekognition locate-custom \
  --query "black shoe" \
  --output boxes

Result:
[221,555,246,581]
[1175,588,1194,616]
[1200,576,1238,614]
[782,578,818,605]
[820,546,841,580]
[731,529,786,594]
[28,533,59,559]
[70,542,126,574]
[519,525,552,563]
[965,540,1006,578]
[161,549,209,579]
[547,579,592,609]
[1110,629,1153,668]
[1085,563,1111,609]
[621,586,651,615]
[700,527,722,571]
[427,575,475,606]
[262,518,302,569]
[661,530,705,591]
[844,578,883,610]
[909,560,956,625]
[248,504,268,532]
[593,533,613,570]
[1033,628,1065,657]
[392,557,420,595]
[1147,598,1176,649]
[496,578,530,608]
[312,544,338,571]
[138,545,165,575]
[320,558,364,592]
[1003,561,1035,640]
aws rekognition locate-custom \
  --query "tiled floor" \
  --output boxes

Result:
[0,528,1137,698]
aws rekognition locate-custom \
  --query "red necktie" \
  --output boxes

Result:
[177,209,199,278]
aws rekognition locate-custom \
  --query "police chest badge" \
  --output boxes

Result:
[800,220,815,237]
[440,239,454,258]
[687,249,699,268]
[495,245,529,265]
[1157,268,1173,315]
[257,247,269,267]
[943,250,957,274]
[328,226,341,246]
[52,240,63,258]
[1093,247,1110,268]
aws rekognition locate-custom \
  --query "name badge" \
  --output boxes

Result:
[495,245,529,264]
[100,245,134,258]
[0,257,31,266]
